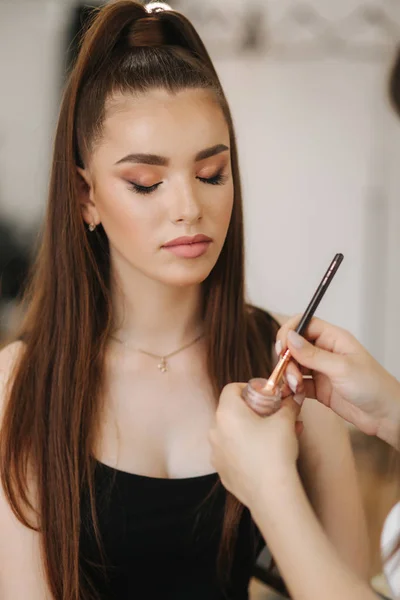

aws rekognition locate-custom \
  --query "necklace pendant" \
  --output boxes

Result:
[158,357,167,373]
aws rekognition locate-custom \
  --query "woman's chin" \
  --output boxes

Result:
[157,263,215,288]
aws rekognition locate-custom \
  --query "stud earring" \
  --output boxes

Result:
[88,222,96,232]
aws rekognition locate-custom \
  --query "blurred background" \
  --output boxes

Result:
[0,0,400,598]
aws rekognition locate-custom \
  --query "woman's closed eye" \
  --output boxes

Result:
[128,181,162,195]
[197,171,228,186]
[128,170,228,196]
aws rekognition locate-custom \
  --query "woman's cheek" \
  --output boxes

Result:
[212,187,234,229]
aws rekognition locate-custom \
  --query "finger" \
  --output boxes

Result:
[283,362,309,406]
[302,317,357,349]
[277,316,359,355]
[286,330,344,379]
[283,358,312,378]
[276,314,302,354]
[219,382,261,422]
[219,382,247,408]
[279,396,301,423]
[298,364,313,377]
[280,383,305,407]
[280,381,292,399]
[285,361,304,394]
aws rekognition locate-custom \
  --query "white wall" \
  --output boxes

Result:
[0,1,70,229]
[384,103,400,377]
[218,59,380,338]
[0,0,399,376]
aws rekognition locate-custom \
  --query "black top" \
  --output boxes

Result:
[80,464,262,599]
[79,308,279,599]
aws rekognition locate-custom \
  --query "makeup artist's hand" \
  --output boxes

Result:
[277,316,400,449]
[209,384,301,508]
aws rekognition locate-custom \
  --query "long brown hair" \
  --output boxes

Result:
[0,2,275,598]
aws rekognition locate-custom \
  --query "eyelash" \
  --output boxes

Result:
[197,172,227,186]
[129,182,161,195]
[128,171,228,196]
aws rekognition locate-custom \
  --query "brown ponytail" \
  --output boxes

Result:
[128,16,165,46]
[0,2,275,598]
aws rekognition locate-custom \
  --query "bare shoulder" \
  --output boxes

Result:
[0,341,25,416]
[0,340,25,372]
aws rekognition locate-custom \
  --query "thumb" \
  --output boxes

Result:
[279,396,301,423]
[287,330,343,378]
[218,382,250,416]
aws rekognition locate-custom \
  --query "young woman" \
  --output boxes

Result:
[211,316,400,600]
[0,2,368,599]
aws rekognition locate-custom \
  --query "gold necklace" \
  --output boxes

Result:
[110,333,204,373]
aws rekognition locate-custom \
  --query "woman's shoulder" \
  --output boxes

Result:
[0,341,25,417]
[0,341,25,379]
[0,340,25,368]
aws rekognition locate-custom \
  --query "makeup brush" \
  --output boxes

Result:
[242,253,344,416]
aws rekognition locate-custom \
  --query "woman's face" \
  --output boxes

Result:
[80,88,234,287]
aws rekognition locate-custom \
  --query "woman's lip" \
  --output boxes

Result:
[162,234,212,247]
[162,241,211,259]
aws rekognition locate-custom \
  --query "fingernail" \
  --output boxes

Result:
[286,374,298,394]
[294,393,305,406]
[275,340,282,356]
[288,330,304,349]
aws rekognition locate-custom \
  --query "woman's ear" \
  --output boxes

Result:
[77,167,100,227]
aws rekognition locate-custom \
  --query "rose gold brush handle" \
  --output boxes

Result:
[263,348,291,393]
[241,350,290,416]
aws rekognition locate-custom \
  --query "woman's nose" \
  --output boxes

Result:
[169,181,202,225]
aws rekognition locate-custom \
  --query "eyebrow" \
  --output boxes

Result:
[114,144,229,166]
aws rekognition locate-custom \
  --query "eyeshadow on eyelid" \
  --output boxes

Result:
[128,178,159,186]
[120,168,160,184]
[198,168,225,179]
[119,165,162,178]
[198,159,227,173]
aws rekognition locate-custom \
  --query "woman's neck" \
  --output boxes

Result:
[110,266,203,353]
